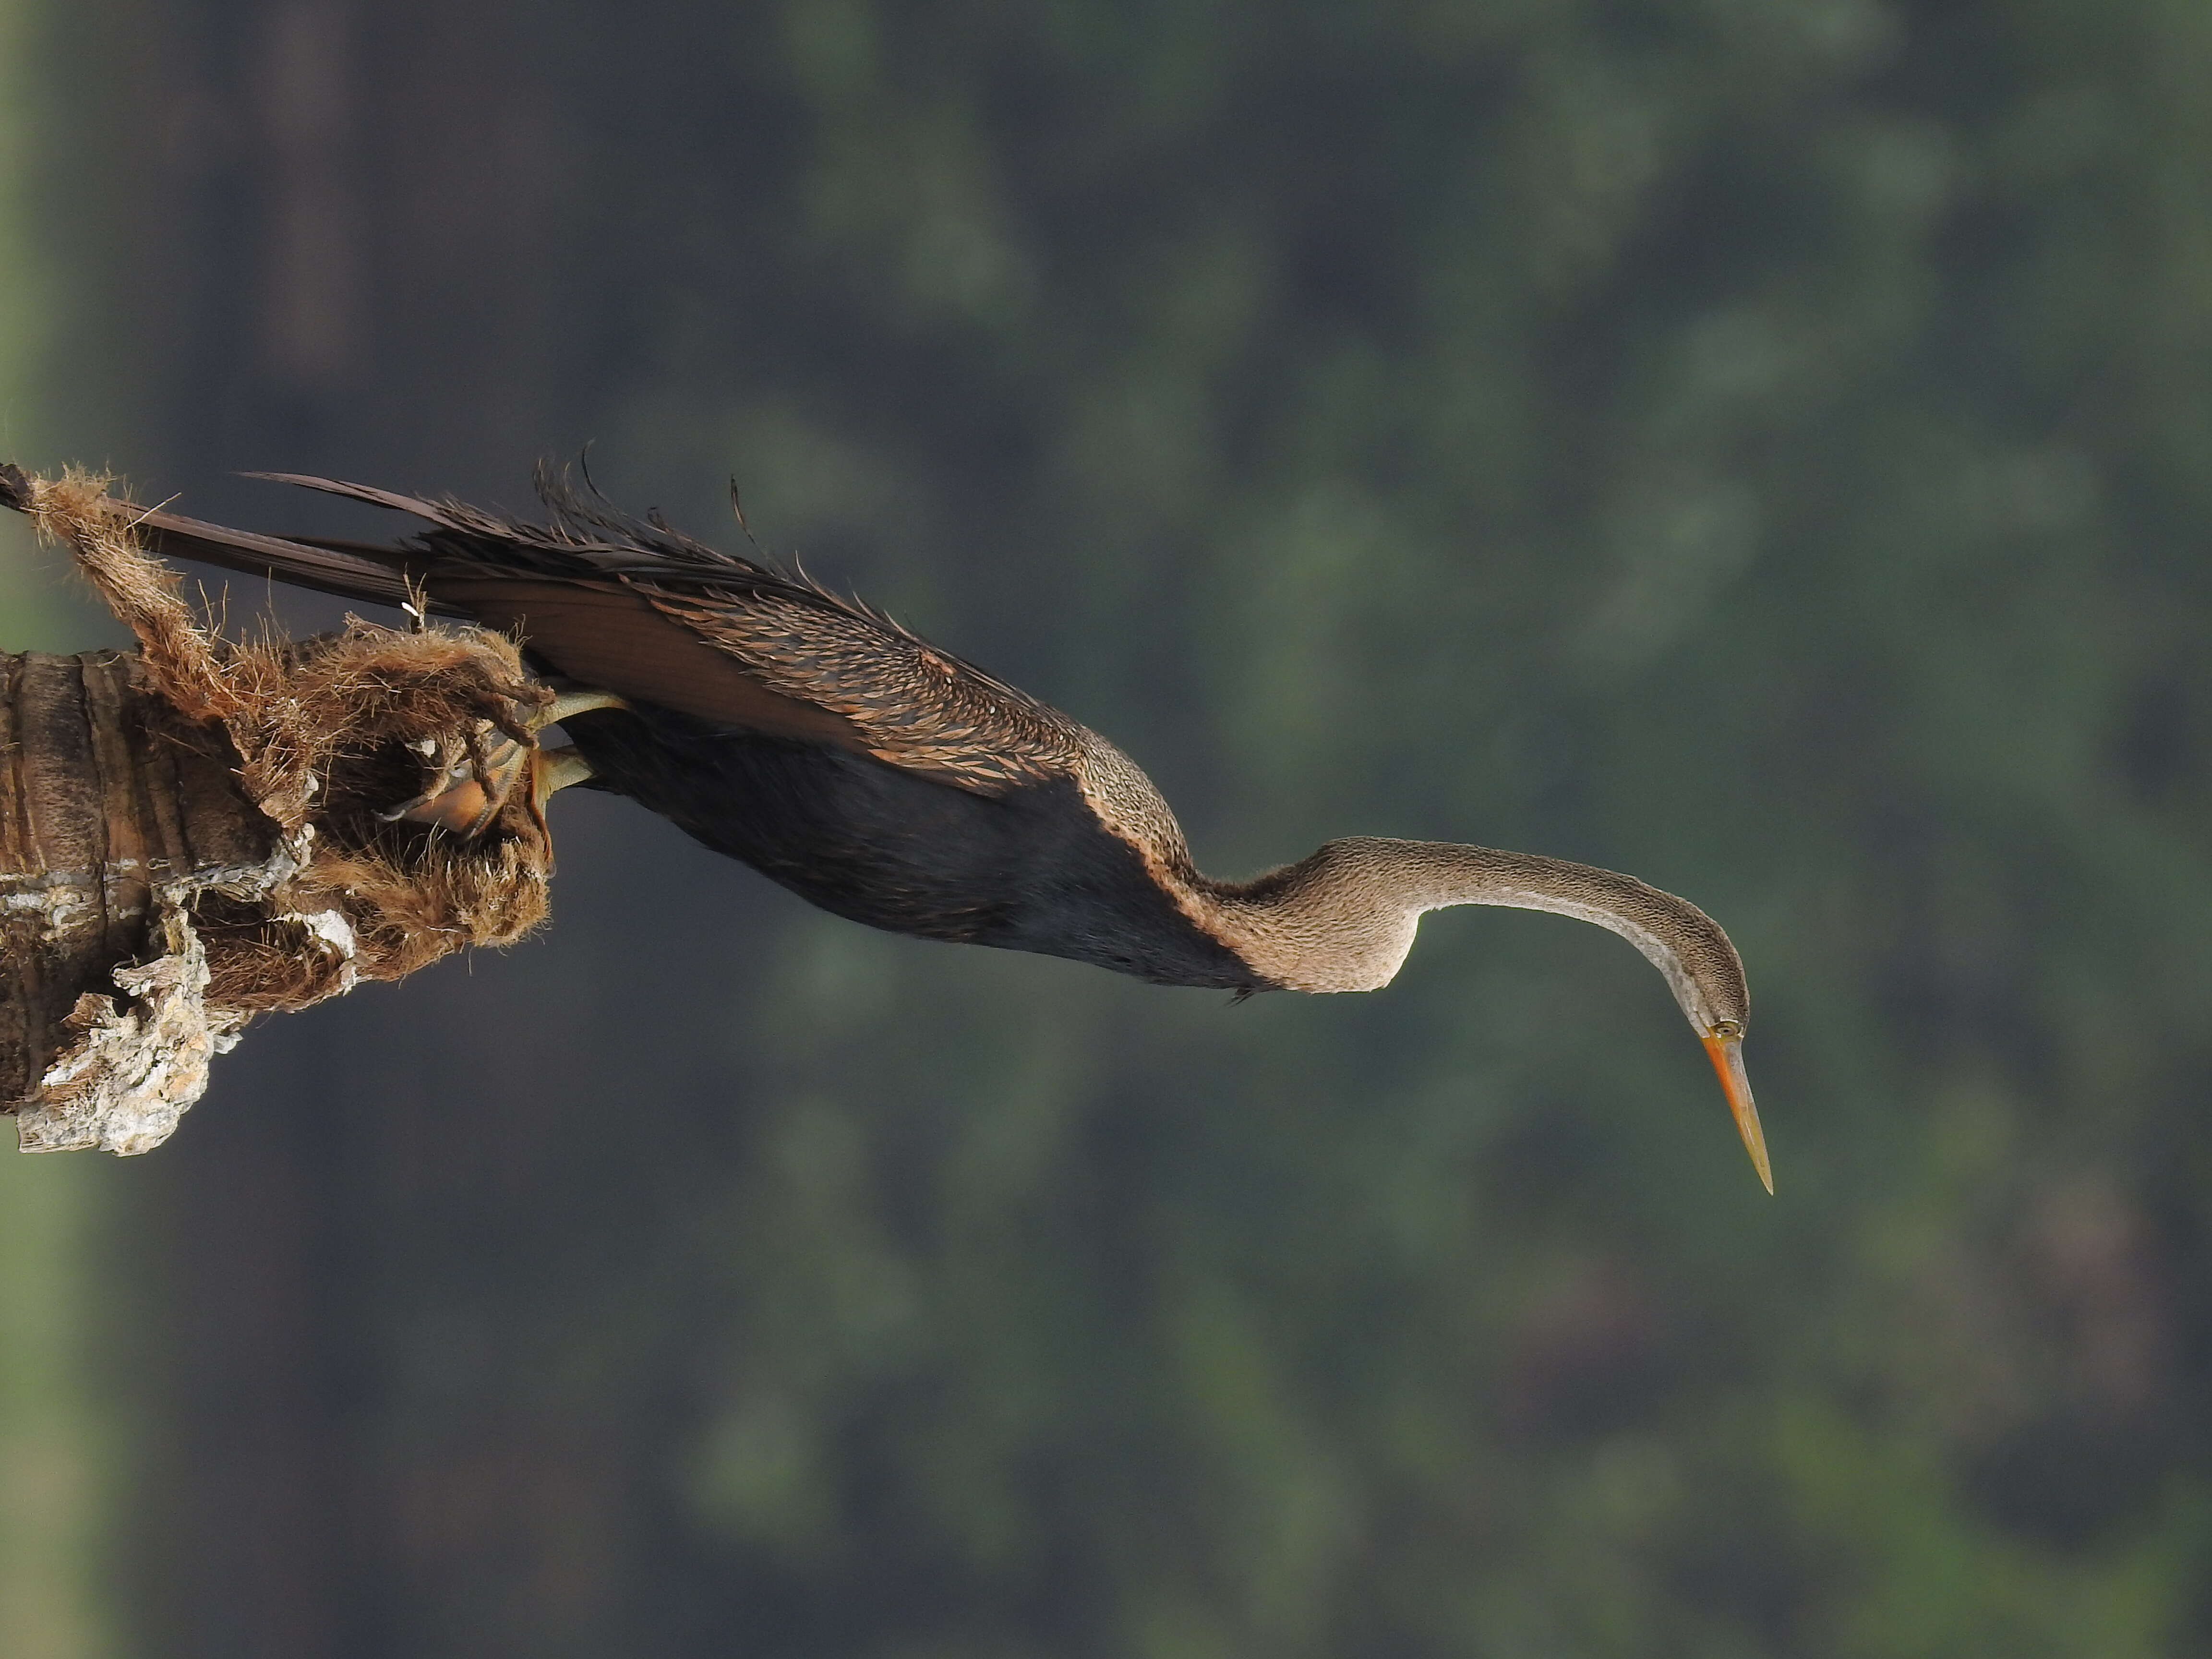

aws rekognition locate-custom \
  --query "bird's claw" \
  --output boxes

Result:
[382,689,626,840]
[384,723,529,838]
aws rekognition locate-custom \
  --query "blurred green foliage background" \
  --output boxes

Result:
[7,0,2212,1654]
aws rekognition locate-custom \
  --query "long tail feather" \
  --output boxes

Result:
[0,463,424,609]
[240,471,471,530]
[132,507,424,608]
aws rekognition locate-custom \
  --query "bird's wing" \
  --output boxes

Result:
[257,470,1091,795]
[633,583,1081,792]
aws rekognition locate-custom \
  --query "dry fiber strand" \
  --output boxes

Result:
[1,465,558,1153]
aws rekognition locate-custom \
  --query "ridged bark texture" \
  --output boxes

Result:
[0,649,269,1110]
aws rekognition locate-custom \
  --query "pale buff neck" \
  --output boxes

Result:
[1184,836,1747,1030]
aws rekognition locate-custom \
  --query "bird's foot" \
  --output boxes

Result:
[382,726,527,838]
[383,688,626,840]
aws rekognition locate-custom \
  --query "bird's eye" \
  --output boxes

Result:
[1711,1019,1744,1040]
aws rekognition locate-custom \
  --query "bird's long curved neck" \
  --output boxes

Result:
[1190,837,1729,1018]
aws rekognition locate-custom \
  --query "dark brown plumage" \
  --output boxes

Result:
[0,462,1771,1186]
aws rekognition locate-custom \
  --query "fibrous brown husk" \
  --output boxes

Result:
[4,468,559,1153]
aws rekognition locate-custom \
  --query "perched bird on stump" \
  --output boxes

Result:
[0,461,1772,1189]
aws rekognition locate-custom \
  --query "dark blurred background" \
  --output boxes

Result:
[6,0,2212,1654]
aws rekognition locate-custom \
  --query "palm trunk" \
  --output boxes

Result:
[1,467,568,1154]
[0,649,270,1111]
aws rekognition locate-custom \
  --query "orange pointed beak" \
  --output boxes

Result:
[1702,1033,1772,1194]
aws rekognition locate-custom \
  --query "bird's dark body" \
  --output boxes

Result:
[569,705,1272,989]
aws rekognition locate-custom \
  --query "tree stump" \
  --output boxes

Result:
[0,650,273,1145]
[2,468,564,1154]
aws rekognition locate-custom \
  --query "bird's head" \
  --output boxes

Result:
[1642,899,1768,1195]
